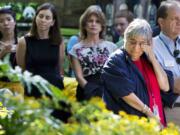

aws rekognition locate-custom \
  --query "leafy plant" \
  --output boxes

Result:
[0,2,38,22]
[0,61,179,135]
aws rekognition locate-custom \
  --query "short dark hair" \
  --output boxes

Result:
[0,7,17,43]
[79,5,106,40]
[30,3,62,45]
[157,0,180,19]
[114,10,134,23]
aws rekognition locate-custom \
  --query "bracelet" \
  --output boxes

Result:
[142,104,147,113]
[142,104,150,114]
[145,107,151,114]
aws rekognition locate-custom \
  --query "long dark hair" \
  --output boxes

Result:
[0,7,18,44]
[30,3,62,45]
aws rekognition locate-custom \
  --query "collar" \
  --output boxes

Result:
[160,32,180,46]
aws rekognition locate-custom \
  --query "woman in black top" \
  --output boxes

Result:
[0,8,17,68]
[16,3,64,97]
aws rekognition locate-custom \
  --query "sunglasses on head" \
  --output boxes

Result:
[173,49,180,64]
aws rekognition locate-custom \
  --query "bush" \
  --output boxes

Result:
[0,61,179,135]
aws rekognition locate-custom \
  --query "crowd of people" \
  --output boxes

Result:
[0,0,180,128]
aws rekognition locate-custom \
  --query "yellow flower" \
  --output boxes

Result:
[0,81,24,95]
[119,111,128,118]
[160,122,180,135]
[0,130,5,135]
[63,77,78,101]
[89,97,107,111]
[30,119,44,129]
[0,125,5,135]
[0,107,8,118]
[25,98,41,109]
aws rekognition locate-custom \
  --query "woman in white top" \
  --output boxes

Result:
[69,5,117,101]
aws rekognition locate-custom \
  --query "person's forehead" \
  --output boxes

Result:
[115,17,128,22]
[38,9,53,16]
[0,13,13,17]
[128,36,147,42]
[88,14,98,18]
[167,5,180,16]
[114,17,128,24]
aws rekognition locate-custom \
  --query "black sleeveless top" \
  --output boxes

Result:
[25,36,64,90]
[10,52,16,68]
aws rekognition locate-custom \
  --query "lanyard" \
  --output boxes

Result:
[149,87,159,118]
[149,83,160,118]
[158,36,175,57]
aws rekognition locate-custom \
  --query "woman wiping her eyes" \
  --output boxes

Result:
[102,19,177,127]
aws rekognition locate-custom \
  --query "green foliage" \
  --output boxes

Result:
[0,95,62,135]
[61,28,79,37]
[0,61,179,135]
[0,2,38,22]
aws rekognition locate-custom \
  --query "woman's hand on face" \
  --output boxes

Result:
[141,41,155,62]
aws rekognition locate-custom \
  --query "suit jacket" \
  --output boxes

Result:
[102,49,178,116]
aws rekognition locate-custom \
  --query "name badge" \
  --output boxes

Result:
[164,60,175,67]
[153,104,160,120]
